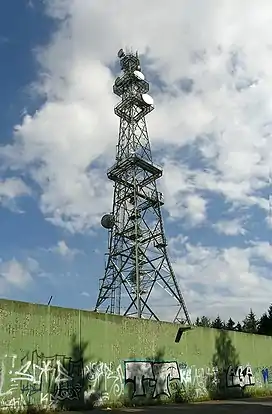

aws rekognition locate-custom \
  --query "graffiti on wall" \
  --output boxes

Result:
[0,353,123,409]
[124,360,219,399]
[124,361,272,399]
[226,365,255,388]
[124,361,180,398]
[0,353,271,408]
[84,362,123,404]
[0,351,84,409]
[261,367,272,385]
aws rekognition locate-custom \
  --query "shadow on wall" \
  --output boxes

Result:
[12,334,104,411]
[51,333,104,411]
[50,333,88,410]
[206,329,241,400]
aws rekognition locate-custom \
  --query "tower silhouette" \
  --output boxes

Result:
[95,49,191,324]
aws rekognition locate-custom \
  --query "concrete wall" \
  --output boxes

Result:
[0,299,272,409]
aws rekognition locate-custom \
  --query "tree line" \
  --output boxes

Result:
[195,303,272,335]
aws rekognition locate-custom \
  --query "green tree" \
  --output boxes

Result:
[242,309,258,333]
[195,316,211,327]
[195,317,201,326]
[212,315,224,329]
[258,313,270,335]
[267,304,272,319]
[258,304,272,335]
[226,317,235,331]
[235,322,243,332]
[200,315,211,327]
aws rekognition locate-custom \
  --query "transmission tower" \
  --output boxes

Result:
[95,49,191,324]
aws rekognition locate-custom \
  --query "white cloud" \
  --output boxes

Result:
[81,291,90,297]
[249,241,272,264]
[185,195,207,226]
[0,178,30,211]
[161,162,207,225]
[167,237,272,321]
[48,240,80,259]
[0,258,36,293]
[213,218,246,236]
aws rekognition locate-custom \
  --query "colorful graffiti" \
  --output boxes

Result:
[261,367,272,385]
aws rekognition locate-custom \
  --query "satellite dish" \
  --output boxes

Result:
[134,70,145,81]
[101,214,115,229]
[142,93,154,106]
[117,49,125,58]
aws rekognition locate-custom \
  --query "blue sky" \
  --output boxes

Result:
[0,0,272,322]
[0,0,104,310]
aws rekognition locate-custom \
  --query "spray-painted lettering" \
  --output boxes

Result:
[84,361,123,405]
[124,361,180,398]
[226,365,255,388]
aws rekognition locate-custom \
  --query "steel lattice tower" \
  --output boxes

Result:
[95,49,191,324]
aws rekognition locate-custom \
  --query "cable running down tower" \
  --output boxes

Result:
[95,49,191,324]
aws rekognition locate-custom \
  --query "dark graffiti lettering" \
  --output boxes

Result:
[226,365,255,388]
[124,360,180,398]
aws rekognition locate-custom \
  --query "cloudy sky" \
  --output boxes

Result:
[0,0,272,323]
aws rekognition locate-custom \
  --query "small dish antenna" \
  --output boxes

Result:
[134,70,145,81]
[118,49,125,59]
[101,214,115,229]
[141,93,154,106]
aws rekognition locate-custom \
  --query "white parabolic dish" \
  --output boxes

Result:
[142,93,154,106]
[134,70,145,80]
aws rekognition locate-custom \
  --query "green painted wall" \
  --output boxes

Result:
[0,299,272,409]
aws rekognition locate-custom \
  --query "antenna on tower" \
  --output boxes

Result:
[95,48,191,325]
[117,48,125,59]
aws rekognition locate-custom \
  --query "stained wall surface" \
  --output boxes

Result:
[0,299,272,409]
